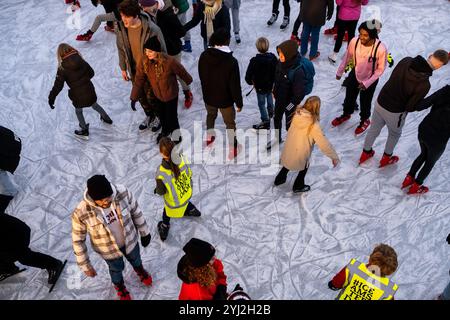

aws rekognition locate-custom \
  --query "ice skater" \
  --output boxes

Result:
[48,44,113,140]
[274,96,339,193]
[154,137,201,241]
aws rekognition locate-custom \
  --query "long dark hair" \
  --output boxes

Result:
[159,137,181,179]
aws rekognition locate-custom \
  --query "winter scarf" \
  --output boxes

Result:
[202,0,222,40]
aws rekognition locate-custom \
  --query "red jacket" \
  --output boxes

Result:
[179,258,227,300]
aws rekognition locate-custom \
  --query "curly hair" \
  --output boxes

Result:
[369,244,398,277]
[184,263,217,288]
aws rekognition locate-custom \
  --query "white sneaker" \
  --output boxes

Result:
[328,52,338,63]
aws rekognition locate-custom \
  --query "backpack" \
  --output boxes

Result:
[288,55,315,96]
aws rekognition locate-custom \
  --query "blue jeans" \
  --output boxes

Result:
[442,280,450,300]
[105,244,142,285]
[256,92,274,123]
[300,22,321,58]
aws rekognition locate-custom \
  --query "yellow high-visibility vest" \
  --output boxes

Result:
[156,155,192,218]
[337,259,398,300]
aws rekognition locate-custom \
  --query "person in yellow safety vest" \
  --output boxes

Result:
[328,243,399,300]
[154,137,201,241]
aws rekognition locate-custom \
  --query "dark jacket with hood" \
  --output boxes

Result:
[0,213,31,258]
[377,56,433,113]
[198,47,243,108]
[0,126,21,174]
[245,52,278,94]
[150,5,186,56]
[184,1,231,41]
[48,52,97,108]
[300,0,334,27]
[273,41,306,109]
[416,85,450,149]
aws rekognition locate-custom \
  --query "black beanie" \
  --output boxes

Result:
[183,238,216,268]
[87,175,113,201]
[209,28,231,47]
[144,36,162,53]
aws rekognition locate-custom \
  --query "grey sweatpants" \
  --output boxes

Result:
[90,12,117,33]
[172,53,190,91]
[363,101,408,155]
[75,103,111,129]
[177,12,191,42]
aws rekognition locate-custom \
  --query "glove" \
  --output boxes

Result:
[212,284,228,300]
[130,100,137,111]
[387,53,394,68]
[447,233,450,245]
[328,280,339,291]
[141,234,151,247]
[49,102,55,109]
[327,14,332,21]
[48,98,55,109]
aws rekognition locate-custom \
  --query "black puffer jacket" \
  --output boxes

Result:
[377,56,433,113]
[416,85,450,149]
[0,213,31,258]
[184,1,230,41]
[198,47,243,108]
[300,0,334,27]
[48,52,97,108]
[245,52,278,94]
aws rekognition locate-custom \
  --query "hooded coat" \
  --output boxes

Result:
[48,52,97,108]
[198,47,243,108]
[177,255,227,300]
[281,108,339,171]
[273,40,306,109]
[377,56,433,113]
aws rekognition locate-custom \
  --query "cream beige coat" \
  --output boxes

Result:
[281,108,339,171]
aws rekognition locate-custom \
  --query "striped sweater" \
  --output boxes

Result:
[72,184,150,272]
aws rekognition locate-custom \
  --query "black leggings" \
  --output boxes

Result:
[274,102,296,141]
[334,19,358,53]
[272,0,290,17]
[292,12,302,36]
[279,166,309,188]
[408,140,445,185]
[157,98,180,136]
[0,248,60,272]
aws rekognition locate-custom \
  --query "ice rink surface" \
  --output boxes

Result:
[0,0,449,299]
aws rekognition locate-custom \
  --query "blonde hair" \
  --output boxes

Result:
[57,43,78,69]
[298,96,321,134]
[368,244,398,277]
[255,37,269,53]
[184,263,217,288]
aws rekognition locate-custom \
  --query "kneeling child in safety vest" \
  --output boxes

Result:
[154,137,201,241]
[328,243,399,300]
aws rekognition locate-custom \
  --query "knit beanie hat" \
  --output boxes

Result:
[144,36,162,52]
[87,175,113,201]
[276,40,299,62]
[183,238,216,268]
[139,0,158,7]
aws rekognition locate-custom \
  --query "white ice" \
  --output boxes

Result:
[0,0,449,300]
